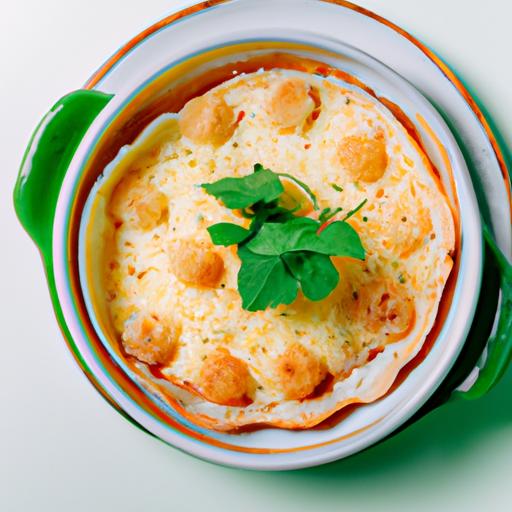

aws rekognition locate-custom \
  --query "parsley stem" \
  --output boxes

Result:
[343,198,368,221]
[319,207,343,223]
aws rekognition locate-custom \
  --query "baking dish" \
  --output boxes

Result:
[13,0,511,469]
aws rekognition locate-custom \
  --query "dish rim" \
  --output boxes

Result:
[26,0,509,470]
[69,24,481,469]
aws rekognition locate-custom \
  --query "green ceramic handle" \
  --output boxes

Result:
[455,224,512,400]
[11,89,148,429]
[13,89,113,261]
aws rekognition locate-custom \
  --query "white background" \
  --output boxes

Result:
[1,1,511,511]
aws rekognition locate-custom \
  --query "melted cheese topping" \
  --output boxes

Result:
[89,69,455,431]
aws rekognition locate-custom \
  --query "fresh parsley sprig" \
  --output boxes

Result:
[201,164,366,311]
[201,164,284,209]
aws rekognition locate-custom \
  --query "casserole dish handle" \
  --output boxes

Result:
[13,90,112,262]
[12,90,154,431]
[455,224,512,400]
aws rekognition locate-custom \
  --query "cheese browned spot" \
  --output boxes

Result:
[345,279,414,340]
[363,188,434,258]
[179,95,235,146]
[170,240,224,288]
[268,78,315,128]
[276,343,326,400]
[338,133,388,182]
[199,349,251,405]
[109,171,168,230]
[121,314,177,365]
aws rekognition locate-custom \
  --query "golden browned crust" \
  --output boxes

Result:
[179,95,235,146]
[109,171,168,230]
[121,314,177,365]
[199,349,252,405]
[337,133,388,182]
[341,278,415,341]
[268,78,315,128]
[170,240,225,288]
[276,343,327,400]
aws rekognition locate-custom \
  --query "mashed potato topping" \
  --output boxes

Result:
[92,69,455,430]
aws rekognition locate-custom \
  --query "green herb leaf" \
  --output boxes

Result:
[207,223,251,246]
[318,221,365,260]
[283,251,339,301]
[246,217,318,255]
[246,217,364,259]
[237,246,298,311]
[201,163,367,311]
[331,183,344,192]
[248,204,294,233]
[201,165,284,209]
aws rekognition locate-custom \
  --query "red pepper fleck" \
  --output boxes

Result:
[367,346,385,362]
[236,110,246,124]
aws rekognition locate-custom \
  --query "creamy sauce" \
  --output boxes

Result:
[80,53,459,432]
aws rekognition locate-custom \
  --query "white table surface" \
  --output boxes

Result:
[1,1,511,511]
